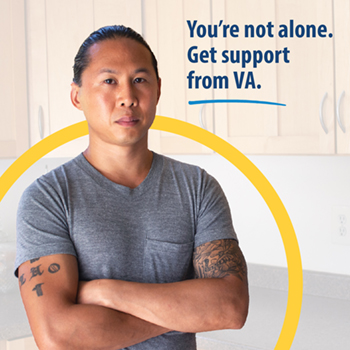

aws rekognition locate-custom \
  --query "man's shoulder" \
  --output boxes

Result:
[21,154,84,201]
[45,153,85,179]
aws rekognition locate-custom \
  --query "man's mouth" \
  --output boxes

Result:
[115,116,139,126]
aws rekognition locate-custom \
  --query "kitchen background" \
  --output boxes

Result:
[0,0,349,349]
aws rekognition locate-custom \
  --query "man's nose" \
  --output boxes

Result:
[118,83,137,107]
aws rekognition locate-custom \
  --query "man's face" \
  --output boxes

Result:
[71,38,161,149]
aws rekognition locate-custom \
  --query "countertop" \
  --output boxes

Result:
[197,285,350,350]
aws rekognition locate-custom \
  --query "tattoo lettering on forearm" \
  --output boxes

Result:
[30,258,40,263]
[19,274,26,288]
[48,263,60,274]
[32,283,44,297]
[30,265,44,280]
[194,239,247,282]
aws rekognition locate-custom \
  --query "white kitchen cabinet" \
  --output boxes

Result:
[6,0,349,158]
[0,0,29,158]
[212,0,280,154]
[334,0,350,154]
[26,0,92,157]
[150,0,337,155]
[144,0,214,154]
[273,0,335,154]
[213,0,335,155]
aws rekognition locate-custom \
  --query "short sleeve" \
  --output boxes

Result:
[14,176,77,277]
[194,171,237,248]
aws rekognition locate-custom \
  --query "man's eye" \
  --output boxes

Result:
[134,77,145,83]
[104,79,115,84]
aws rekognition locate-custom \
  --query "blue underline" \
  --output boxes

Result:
[188,99,286,107]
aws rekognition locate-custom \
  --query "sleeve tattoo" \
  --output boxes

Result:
[193,239,247,282]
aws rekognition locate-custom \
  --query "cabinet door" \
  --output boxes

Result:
[94,0,142,32]
[213,0,335,154]
[26,0,93,157]
[213,0,279,154]
[144,0,214,154]
[0,0,29,158]
[334,0,350,154]
[273,0,335,154]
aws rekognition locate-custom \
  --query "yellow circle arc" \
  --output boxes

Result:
[0,116,302,349]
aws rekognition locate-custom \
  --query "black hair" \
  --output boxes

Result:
[73,25,159,86]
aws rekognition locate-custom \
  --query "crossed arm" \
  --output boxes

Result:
[18,239,248,349]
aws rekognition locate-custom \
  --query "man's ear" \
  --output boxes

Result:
[70,82,82,110]
[156,78,161,104]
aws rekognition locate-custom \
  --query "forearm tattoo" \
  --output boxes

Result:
[193,239,247,282]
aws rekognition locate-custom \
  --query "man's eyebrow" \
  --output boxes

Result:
[98,68,118,75]
[97,68,152,75]
[134,68,152,75]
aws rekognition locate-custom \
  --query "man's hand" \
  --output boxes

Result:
[77,239,249,333]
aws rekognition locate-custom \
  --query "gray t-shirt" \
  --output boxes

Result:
[15,152,237,349]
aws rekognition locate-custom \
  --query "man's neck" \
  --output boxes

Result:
[83,142,154,189]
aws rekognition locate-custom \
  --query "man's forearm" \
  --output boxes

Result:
[18,255,169,350]
[78,276,248,334]
[32,301,169,350]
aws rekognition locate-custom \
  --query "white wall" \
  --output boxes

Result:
[1,154,350,276]
[171,154,350,276]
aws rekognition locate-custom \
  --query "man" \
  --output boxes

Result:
[15,25,248,349]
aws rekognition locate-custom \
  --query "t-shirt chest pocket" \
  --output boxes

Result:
[143,239,194,283]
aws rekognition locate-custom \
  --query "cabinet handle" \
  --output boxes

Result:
[199,104,207,130]
[319,92,328,134]
[336,90,346,133]
[38,106,44,139]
